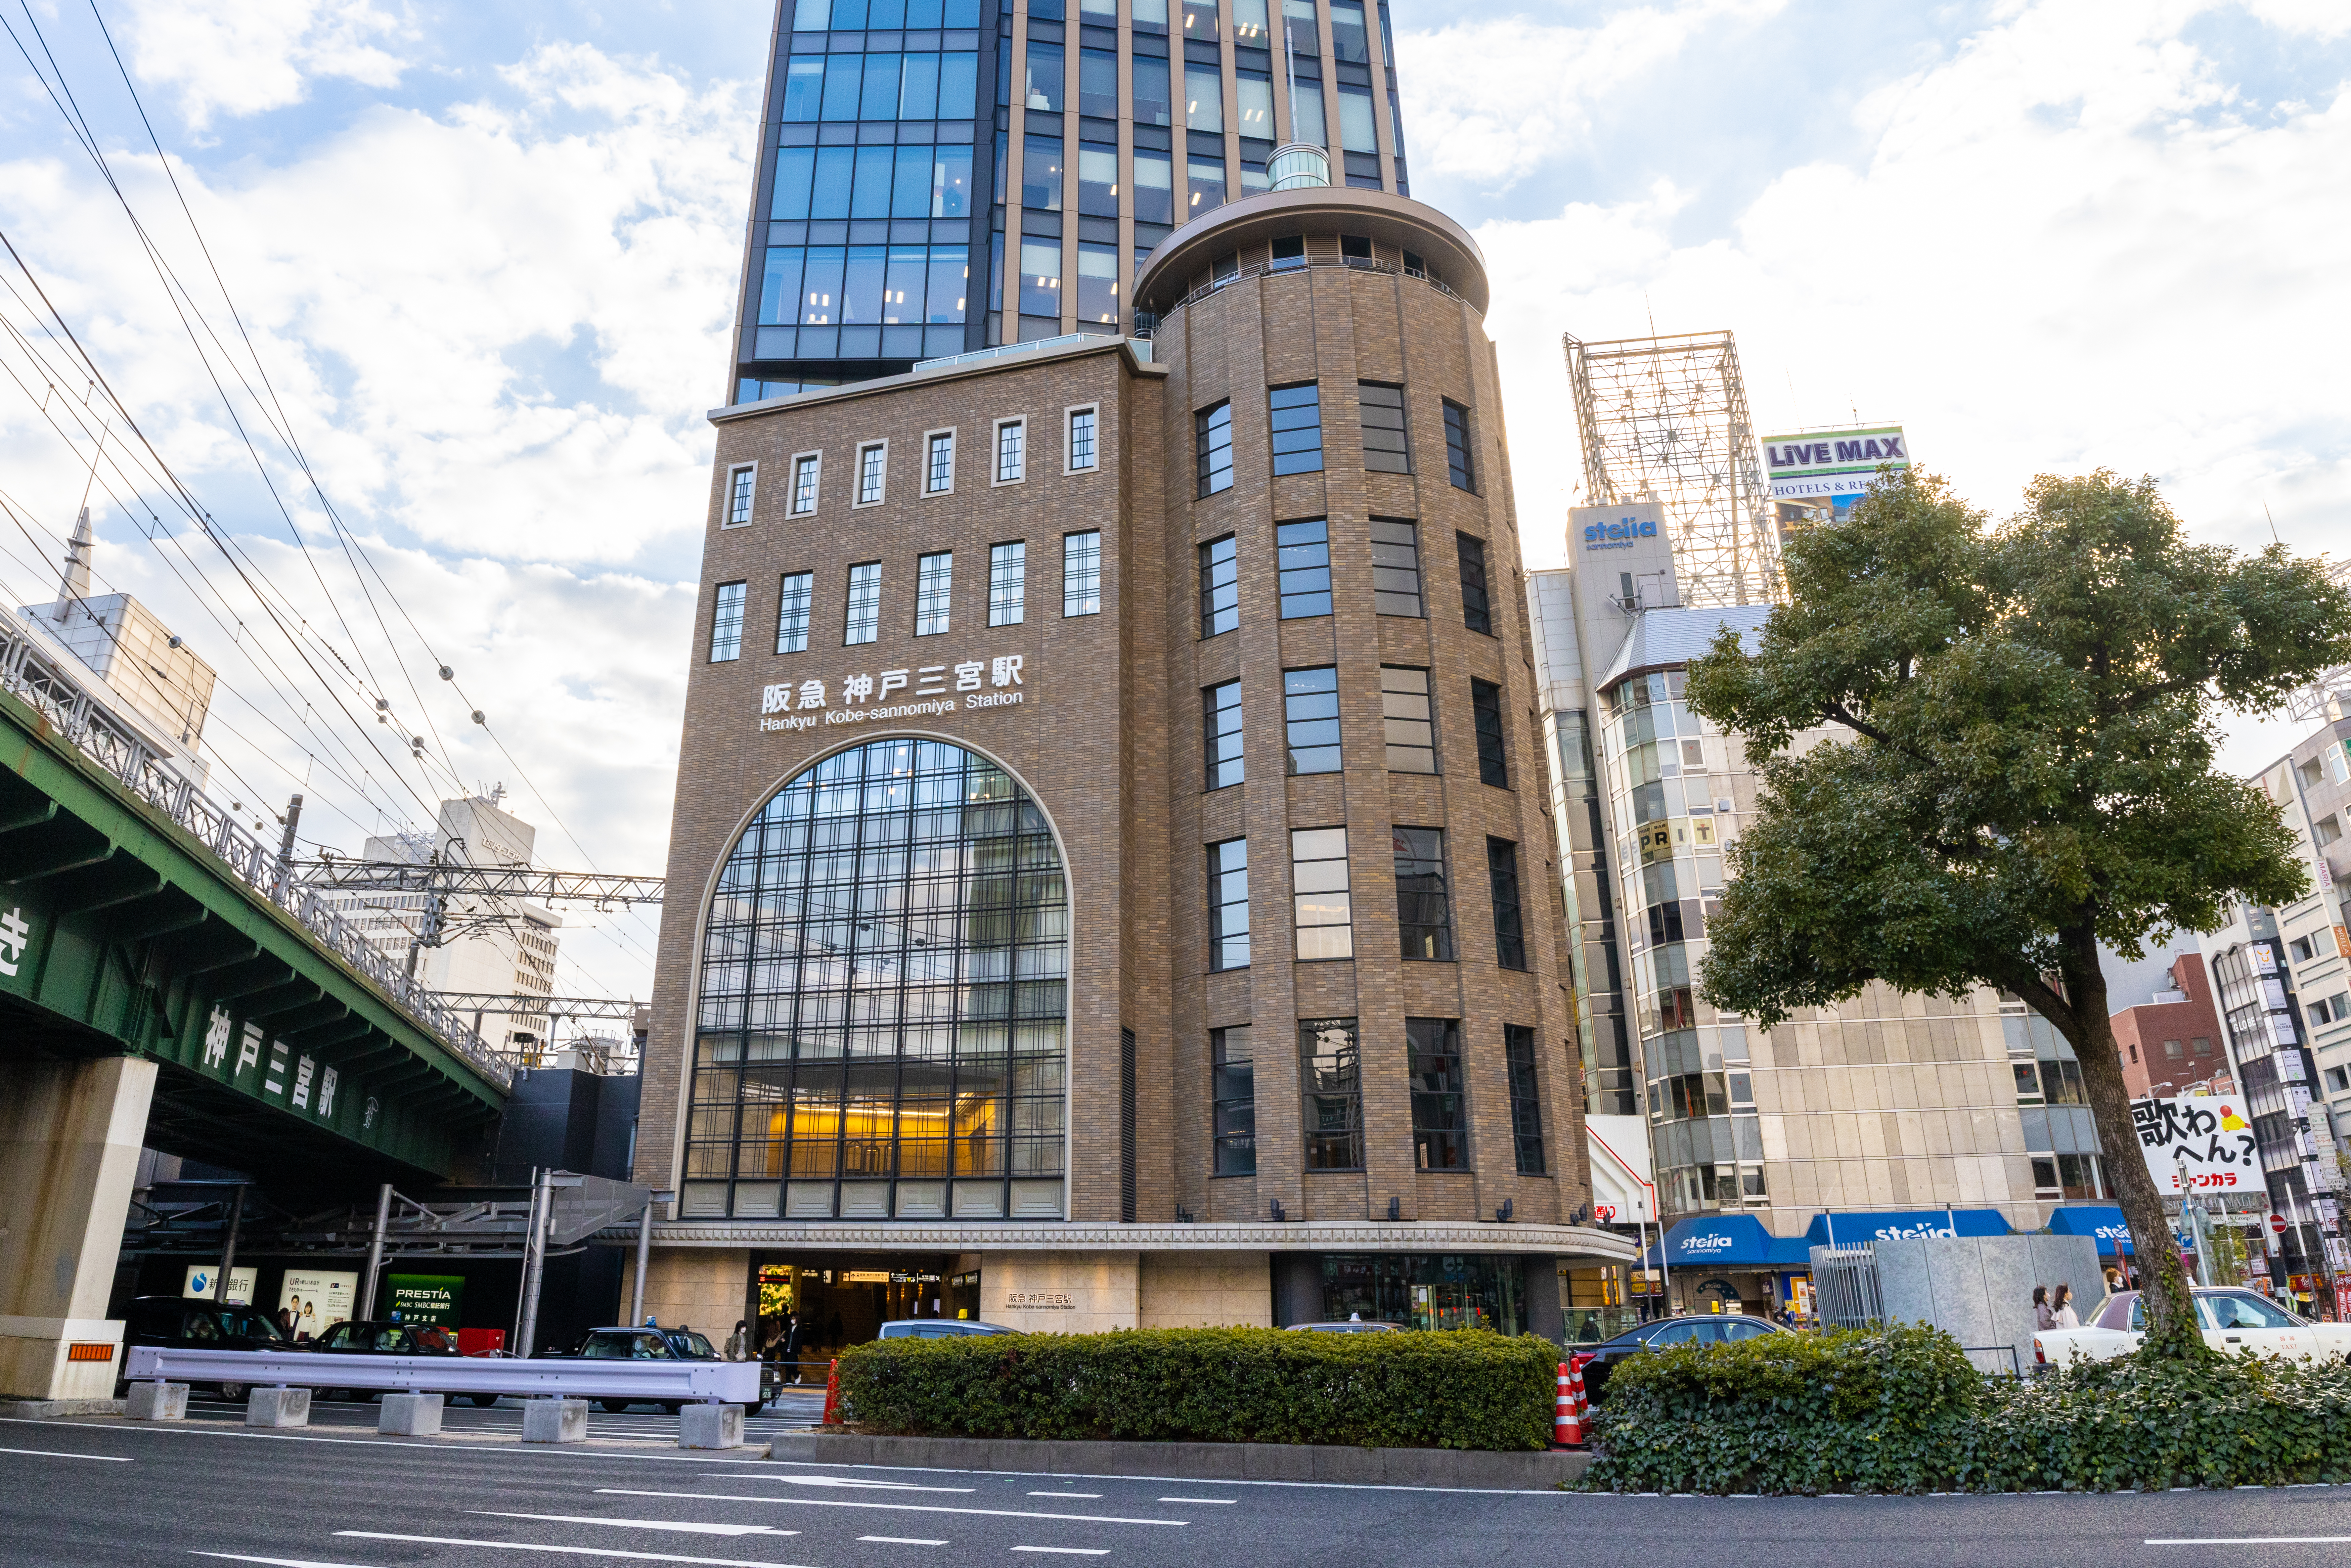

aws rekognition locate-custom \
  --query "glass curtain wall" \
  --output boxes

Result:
[685,737,1069,1222]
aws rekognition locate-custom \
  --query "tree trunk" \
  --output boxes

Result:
[2054,925,2203,1357]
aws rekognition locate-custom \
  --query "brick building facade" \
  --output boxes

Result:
[627,185,1632,1346]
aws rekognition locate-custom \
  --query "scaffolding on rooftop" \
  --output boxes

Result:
[2286,558,2351,725]
[1564,329,1781,608]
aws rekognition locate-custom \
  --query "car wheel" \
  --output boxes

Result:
[661,1400,685,1415]
[598,1399,631,1413]
[740,1400,764,1416]
[218,1382,248,1401]
[470,1393,500,1408]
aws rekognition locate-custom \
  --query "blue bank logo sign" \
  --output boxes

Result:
[1583,515,1658,550]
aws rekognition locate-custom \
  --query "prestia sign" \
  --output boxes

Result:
[758,652,1029,732]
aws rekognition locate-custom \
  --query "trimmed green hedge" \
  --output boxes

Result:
[1585,1326,2351,1493]
[834,1327,1557,1450]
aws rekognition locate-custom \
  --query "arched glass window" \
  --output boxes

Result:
[683,737,1068,1221]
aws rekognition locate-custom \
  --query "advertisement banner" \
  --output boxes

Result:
[278,1270,358,1340]
[181,1264,256,1305]
[386,1273,464,1328]
[2133,1094,2260,1195]
[1762,424,1910,514]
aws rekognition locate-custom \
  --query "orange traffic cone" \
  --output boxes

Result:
[819,1358,842,1426]
[1553,1361,1583,1447]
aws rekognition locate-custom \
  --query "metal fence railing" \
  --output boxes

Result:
[1142,254,1468,330]
[1810,1243,1885,1331]
[0,610,506,1090]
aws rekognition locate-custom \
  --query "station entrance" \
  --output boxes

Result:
[746,1253,981,1364]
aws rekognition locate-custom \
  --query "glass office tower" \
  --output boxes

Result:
[730,0,1413,404]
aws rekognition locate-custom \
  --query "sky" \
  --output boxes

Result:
[0,0,2346,1007]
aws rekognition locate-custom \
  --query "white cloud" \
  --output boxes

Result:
[1447,0,2351,775]
[125,0,412,128]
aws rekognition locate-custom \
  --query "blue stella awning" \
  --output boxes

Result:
[1803,1209,2013,1247]
[2044,1204,2136,1255]
[1642,1214,1814,1269]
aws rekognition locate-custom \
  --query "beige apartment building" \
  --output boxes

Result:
[627,183,1633,1347]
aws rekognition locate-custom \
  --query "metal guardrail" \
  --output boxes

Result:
[0,611,506,1090]
[123,1346,758,1402]
[1146,254,1466,327]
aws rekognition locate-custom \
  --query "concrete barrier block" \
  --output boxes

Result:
[522,1398,588,1443]
[678,1401,744,1450]
[378,1392,444,1436]
[126,1381,187,1421]
[246,1386,311,1428]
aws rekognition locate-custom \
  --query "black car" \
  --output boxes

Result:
[120,1296,289,1400]
[307,1318,478,1403]
[570,1326,778,1415]
[1571,1313,1786,1401]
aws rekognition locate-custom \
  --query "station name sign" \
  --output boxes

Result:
[759,652,1030,733]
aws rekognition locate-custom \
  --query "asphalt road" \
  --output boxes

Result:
[7,1399,2351,1567]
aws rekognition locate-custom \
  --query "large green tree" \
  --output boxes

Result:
[1685,468,2351,1353]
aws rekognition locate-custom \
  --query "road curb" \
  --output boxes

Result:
[1,1398,127,1419]
[769,1431,1590,1489]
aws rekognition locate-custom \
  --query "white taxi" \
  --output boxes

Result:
[2034,1287,2351,1367]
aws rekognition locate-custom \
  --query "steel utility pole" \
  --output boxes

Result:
[357,1183,393,1318]
[212,1183,245,1303]
[272,793,303,898]
[515,1168,552,1357]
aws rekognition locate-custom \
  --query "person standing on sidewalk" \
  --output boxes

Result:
[2051,1284,2080,1328]
[2033,1285,2054,1331]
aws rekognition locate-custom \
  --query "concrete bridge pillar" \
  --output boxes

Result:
[0,1055,156,1401]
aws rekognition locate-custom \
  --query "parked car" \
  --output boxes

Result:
[2034,1288,2351,1367]
[875,1319,1015,1339]
[569,1326,779,1415]
[306,1318,472,1403]
[119,1296,289,1400]
[1285,1320,1402,1333]
[1570,1313,1786,1402]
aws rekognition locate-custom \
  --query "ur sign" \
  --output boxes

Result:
[2132,1095,2257,1195]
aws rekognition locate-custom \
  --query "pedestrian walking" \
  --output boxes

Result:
[2051,1283,2079,1328]
[782,1312,807,1383]
[2033,1285,2054,1331]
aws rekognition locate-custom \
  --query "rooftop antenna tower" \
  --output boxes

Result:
[1562,328,1779,608]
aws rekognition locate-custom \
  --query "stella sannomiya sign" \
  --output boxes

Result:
[757,652,1026,733]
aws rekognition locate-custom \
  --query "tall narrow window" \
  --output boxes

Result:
[1276,519,1331,618]
[1208,838,1249,969]
[1370,519,1422,615]
[856,442,886,505]
[1394,826,1453,960]
[1358,383,1410,473]
[1063,531,1102,616]
[1471,678,1508,786]
[1504,1025,1546,1175]
[775,571,813,654]
[726,464,757,527]
[1212,1025,1256,1175]
[844,562,881,644]
[1283,667,1341,774]
[790,452,822,514]
[988,541,1026,626]
[916,551,953,635]
[925,429,956,492]
[1205,679,1245,789]
[1269,383,1324,475]
[1380,667,1435,773]
[709,580,747,662]
[1443,400,1475,490]
[1067,405,1099,471]
[1457,532,1493,634]
[1196,401,1234,495]
[1300,1018,1362,1170]
[1487,837,1526,971]
[1199,535,1239,636]
[1407,1018,1466,1170]
[995,418,1025,483]
[1291,827,1352,959]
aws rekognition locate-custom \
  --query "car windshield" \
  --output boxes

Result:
[220,1309,284,1341]
[583,1331,672,1359]
[674,1332,719,1358]
[412,1326,455,1352]
[2199,1292,2300,1330]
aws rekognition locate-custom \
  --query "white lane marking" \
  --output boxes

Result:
[0,1418,773,1465]
[772,1476,973,1492]
[192,1555,390,1568]
[2147,1539,2351,1545]
[1028,1492,1100,1498]
[601,1488,1184,1528]
[1010,1549,1110,1557]
[472,1513,798,1538]
[1156,1498,1235,1505]
[338,1533,813,1567]
[0,1444,131,1462]
[858,1538,948,1546]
